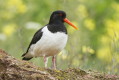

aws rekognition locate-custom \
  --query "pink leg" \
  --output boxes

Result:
[52,56,56,69]
[44,56,48,68]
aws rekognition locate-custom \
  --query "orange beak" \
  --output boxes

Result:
[63,18,79,30]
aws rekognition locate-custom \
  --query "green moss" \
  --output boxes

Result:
[45,68,87,80]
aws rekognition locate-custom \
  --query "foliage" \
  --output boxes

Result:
[0,0,119,74]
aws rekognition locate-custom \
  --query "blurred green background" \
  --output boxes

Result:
[0,0,119,74]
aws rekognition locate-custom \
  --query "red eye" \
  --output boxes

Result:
[59,13,62,16]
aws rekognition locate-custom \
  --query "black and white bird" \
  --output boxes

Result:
[22,10,78,69]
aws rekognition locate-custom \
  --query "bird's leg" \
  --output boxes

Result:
[43,56,48,68]
[52,56,56,69]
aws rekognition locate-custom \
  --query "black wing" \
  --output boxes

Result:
[22,27,43,57]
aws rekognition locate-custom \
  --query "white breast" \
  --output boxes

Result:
[30,26,68,57]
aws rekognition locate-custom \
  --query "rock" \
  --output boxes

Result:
[0,49,119,80]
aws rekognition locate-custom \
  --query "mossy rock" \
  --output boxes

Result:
[0,49,119,80]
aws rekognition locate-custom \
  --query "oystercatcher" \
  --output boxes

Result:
[22,10,78,69]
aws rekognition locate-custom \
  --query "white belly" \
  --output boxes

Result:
[30,26,68,57]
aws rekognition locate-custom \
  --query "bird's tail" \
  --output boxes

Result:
[22,57,32,60]
[22,53,33,60]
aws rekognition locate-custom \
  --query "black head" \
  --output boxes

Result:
[49,10,66,24]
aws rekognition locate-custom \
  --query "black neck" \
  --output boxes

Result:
[47,20,67,34]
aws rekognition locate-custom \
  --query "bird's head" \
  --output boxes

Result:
[49,10,78,30]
